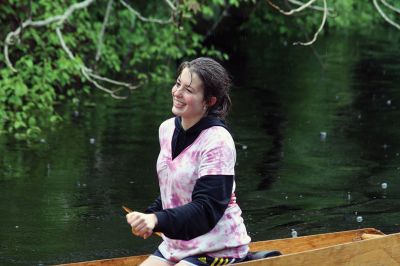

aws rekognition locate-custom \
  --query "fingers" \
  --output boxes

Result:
[143,232,152,239]
[126,211,140,225]
[136,225,153,238]
[126,212,154,238]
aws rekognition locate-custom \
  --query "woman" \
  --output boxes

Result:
[126,57,251,265]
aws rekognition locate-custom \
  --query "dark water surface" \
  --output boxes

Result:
[1,31,400,265]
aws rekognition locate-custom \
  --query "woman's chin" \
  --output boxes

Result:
[172,107,183,116]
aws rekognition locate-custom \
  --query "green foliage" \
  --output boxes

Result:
[0,0,393,141]
[0,0,228,141]
[331,0,381,29]
[241,0,383,38]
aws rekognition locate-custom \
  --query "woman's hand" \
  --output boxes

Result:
[126,212,158,239]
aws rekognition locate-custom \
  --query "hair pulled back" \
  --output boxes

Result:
[177,57,232,119]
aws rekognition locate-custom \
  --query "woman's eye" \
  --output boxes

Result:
[186,88,193,93]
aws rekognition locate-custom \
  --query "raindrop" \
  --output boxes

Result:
[40,139,46,143]
[242,145,248,150]
[357,114,362,119]
[387,100,392,105]
[347,192,351,201]
[291,229,298,238]
[320,132,327,141]
[285,196,288,200]
[381,183,388,189]
[89,138,96,144]
[356,216,363,223]
[335,95,340,100]
[382,144,389,149]
[15,225,19,229]
[73,110,80,117]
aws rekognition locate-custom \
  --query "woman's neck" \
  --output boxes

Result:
[181,116,203,130]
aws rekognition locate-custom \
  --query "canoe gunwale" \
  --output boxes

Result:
[236,230,398,265]
[58,228,387,266]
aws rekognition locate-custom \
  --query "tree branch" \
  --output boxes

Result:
[96,0,114,62]
[267,0,329,46]
[267,0,318,15]
[4,0,95,72]
[288,0,334,14]
[56,27,134,99]
[119,0,174,24]
[373,0,400,30]
[4,0,138,99]
[205,1,230,40]
[380,0,400,15]
[293,0,328,45]
[164,0,177,11]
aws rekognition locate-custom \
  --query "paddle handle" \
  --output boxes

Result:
[122,206,162,237]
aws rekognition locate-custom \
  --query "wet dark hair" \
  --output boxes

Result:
[177,57,232,119]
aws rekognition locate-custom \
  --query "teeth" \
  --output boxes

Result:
[174,100,185,108]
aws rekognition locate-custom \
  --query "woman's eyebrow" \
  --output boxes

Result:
[177,78,196,90]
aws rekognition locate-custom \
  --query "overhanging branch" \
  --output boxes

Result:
[294,0,328,45]
[267,0,329,46]
[380,0,400,15]
[96,0,114,62]
[119,0,174,24]
[4,0,139,99]
[267,0,318,15]
[288,0,334,14]
[373,0,400,30]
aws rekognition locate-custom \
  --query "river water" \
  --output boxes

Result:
[1,31,400,265]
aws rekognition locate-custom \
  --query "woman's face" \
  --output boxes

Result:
[171,67,207,128]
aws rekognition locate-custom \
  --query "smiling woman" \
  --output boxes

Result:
[171,58,232,130]
[126,57,251,266]
[171,67,209,130]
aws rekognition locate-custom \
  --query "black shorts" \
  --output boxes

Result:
[151,249,245,265]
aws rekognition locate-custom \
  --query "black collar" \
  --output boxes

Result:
[172,116,227,159]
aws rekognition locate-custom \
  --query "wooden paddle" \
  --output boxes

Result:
[122,206,162,237]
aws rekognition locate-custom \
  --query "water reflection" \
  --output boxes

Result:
[229,32,400,240]
[1,32,400,264]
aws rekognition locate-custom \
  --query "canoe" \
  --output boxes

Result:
[60,228,400,265]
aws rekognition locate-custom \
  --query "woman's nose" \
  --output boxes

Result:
[172,87,182,97]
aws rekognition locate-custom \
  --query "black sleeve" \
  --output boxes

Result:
[144,196,163,213]
[153,175,233,240]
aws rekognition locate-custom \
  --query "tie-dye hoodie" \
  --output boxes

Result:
[155,117,251,262]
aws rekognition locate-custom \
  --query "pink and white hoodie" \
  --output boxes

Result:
[156,118,251,262]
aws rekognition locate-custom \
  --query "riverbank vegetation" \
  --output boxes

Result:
[1,0,398,141]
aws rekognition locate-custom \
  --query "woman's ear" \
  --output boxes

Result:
[208,96,217,107]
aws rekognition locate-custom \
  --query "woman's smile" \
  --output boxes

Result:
[173,99,186,108]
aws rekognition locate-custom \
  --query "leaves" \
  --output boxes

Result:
[0,0,229,141]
